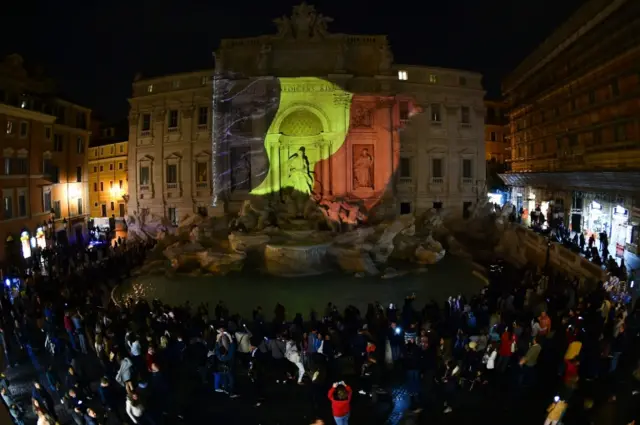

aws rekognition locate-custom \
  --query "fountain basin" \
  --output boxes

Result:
[264,242,331,277]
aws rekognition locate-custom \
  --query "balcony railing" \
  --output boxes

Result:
[195,182,208,189]
[462,177,473,185]
[166,183,178,189]
[140,130,151,137]
[398,177,412,184]
[167,127,179,133]
[431,177,444,184]
[197,124,208,131]
[139,184,150,191]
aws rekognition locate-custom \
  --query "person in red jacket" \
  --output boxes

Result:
[328,381,352,425]
[497,328,516,373]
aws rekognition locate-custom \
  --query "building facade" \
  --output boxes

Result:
[484,100,509,163]
[88,141,128,219]
[128,4,485,223]
[501,0,640,254]
[0,54,90,265]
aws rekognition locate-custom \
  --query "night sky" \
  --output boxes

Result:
[3,0,586,122]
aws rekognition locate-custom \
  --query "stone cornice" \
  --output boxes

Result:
[0,104,56,124]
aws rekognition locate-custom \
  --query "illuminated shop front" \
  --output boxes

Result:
[35,227,47,249]
[20,231,31,259]
[584,200,610,237]
[611,205,630,255]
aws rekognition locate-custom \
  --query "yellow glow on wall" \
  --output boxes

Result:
[250,77,352,196]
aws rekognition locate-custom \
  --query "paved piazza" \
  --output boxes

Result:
[116,256,486,316]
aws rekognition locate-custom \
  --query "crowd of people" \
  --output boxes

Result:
[0,234,638,425]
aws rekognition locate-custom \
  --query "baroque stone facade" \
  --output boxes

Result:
[127,3,486,222]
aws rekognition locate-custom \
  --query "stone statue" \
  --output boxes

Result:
[353,148,373,189]
[286,147,314,195]
[273,15,293,38]
[312,14,333,39]
[257,44,271,74]
[291,2,316,39]
[379,44,393,73]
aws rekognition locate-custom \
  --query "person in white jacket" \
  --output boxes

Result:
[285,339,306,384]
[125,393,145,424]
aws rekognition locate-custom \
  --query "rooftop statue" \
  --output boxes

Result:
[273,3,333,40]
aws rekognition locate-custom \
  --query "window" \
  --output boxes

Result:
[119,204,125,217]
[53,200,61,219]
[166,164,178,184]
[93,182,98,192]
[4,195,12,219]
[461,106,470,124]
[400,202,411,215]
[76,112,87,129]
[399,102,410,121]
[77,198,83,215]
[119,180,123,189]
[397,70,408,81]
[593,129,602,144]
[615,125,626,142]
[76,136,84,153]
[4,158,10,175]
[196,162,208,183]
[43,190,51,213]
[198,107,208,126]
[432,158,443,178]
[110,202,115,211]
[459,76,467,86]
[45,126,51,140]
[119,144,124,153]
[101,204,107,217]
[110,181,113,189]
[100,182,104,192]
[147,84,153,93]
[399,157,411,178]
[201,76,208,86]
[462,159,472,178]
[172,80,180,89]
[168,110,178,129]
[490,131,496,142]
[109,164,113,171]
[53,134,64,152]
[168,207,177,225]
[431,104,441,122]
[140,166,150,186]
[99,165,104,172]
[589,91,596,104]
[141,114,151,132]
[428,74,438,84]
[76,166,82,182]
[93,166,97,172]
[6,120,14,135]
[118,162,123,170]
[17,192,26,217]
[19,122,28,138]
[16,158,27,174]
[611,79,620,97]
[55,106,66,124]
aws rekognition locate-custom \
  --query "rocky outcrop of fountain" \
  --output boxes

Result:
[130,194,449,278]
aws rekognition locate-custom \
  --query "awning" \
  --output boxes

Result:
[499,171,640,195]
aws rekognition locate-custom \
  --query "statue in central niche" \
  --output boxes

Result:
[286,147,313,194]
